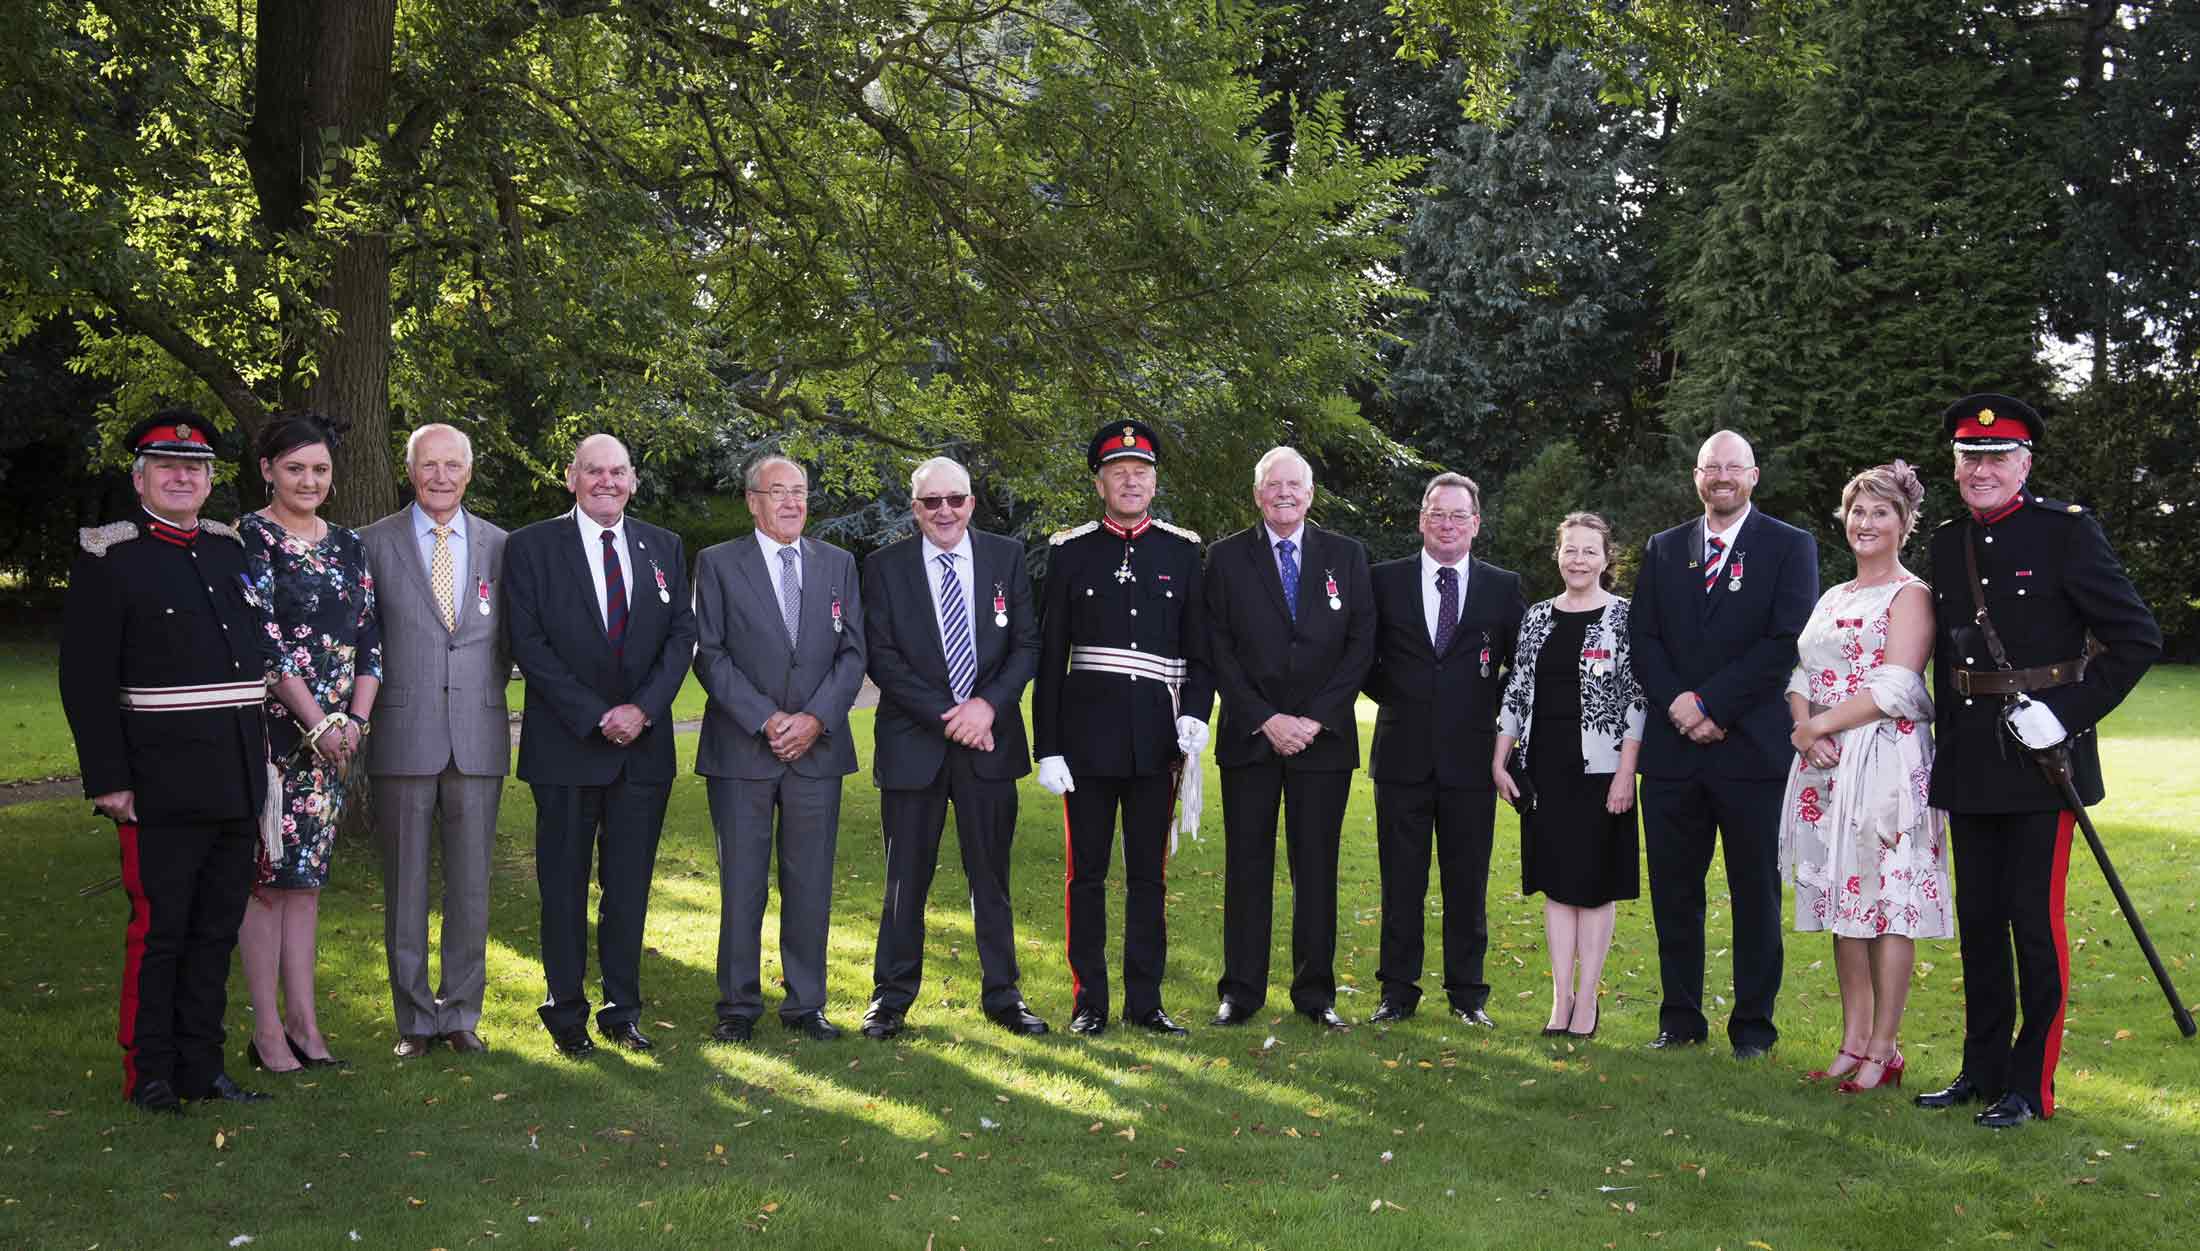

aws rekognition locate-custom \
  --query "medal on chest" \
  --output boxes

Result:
[1479,631,1492,678]
[992,582,1008,628]
[1727,554,1745,593]
[1114,545,1136,585]
[645,559,667,603]
[831,593,844,634]
[1324,570,1341,612]
[476,575,492,616]
[236,573,264,611]
[1584,646,1613,677]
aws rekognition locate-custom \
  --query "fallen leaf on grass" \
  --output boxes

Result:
[1116,1127,1136,1142]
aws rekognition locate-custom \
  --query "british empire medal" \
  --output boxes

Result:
[992,582,1008,628]
[652,561,671,603]
[830,595,843,634]
[476,576,492,616]
[1479,644,1492,679]
[1324,571,1341,612]
[1727,557,1744,593]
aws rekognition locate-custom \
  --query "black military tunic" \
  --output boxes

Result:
[59,514,273,1101]
[1926,489,2161,1119]
[1034,515,1215,1020]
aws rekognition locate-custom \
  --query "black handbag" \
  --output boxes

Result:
[1505,744,1536,815]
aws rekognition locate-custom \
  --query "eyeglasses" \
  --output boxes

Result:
[1422,509,1476,526]
[914,493,971,511]
[749,486,808,502]
[1695,463,1754,477]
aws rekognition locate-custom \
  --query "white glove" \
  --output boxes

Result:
[1175,715,1209,756]
[2002,696,2069,750]
[1036,755,1076,795]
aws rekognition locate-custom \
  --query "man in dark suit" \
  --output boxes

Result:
[360,423,510,1058]
[504,433,697,1059]
[1204,447,1376,1031]
[1034,420,1215,1037]
[858,456,1046,1039]
[1914,395,2160,1129]
[692,454,867,1043]
[1363,471,1525,1027]
[1628,430,1817,1058]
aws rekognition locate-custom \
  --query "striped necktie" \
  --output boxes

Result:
[938,553,974,702]
[601,529,627,656]
[1703,535,1726,594]
[778,546,802,648]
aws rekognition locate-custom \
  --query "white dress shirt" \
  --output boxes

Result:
[923,531,978,655]
[413,503,469,625]
[573,508,632,630]
[1418,549,1472,644]
[1265,521,1307,589]
[1703,504,1752,579]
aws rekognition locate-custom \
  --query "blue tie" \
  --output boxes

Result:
[938,553,974,702]
[1277,538,1299,622]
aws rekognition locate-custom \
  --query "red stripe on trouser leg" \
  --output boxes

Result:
[1062,797,1080,1006]
[116,822,149,1099]
[2040,809,2076,1118]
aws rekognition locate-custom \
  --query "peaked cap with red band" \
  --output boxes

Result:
[1087,419,1161,472]
[1943,392,2042,454]
[124,409,220,461]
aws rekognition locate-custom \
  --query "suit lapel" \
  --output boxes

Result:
[1252,525,1294,624]
[904,541,951,678]
[560,511,611,644]
[799,537,837,649]
[734,537,789,660]
[966,537,1000,675]
[454,509,488,639]
[389,508,440,618]
[1446,558,1492,658]
[1701,511,1754,625]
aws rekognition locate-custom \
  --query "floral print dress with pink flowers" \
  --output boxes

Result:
[1777,576,1953,939]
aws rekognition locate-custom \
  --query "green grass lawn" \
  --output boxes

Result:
[1,670,2196,1248]
[0,637,81,783]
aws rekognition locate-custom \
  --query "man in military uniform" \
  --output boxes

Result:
[60,411,276,1113]
[1916,394,2161,1129]
[1033,420,1215,1036]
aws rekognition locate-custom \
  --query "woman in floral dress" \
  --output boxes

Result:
[238,414,381,1073]
[1781,461,1950,1093]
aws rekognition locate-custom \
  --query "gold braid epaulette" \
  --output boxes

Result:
[1049,520,1100,546]
[77,522,139,557]
[1149,519,1201,544]
[201,518,244,543]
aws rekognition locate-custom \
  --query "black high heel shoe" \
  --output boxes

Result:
[286,1033,351,1070]
[247,1038,304,1073]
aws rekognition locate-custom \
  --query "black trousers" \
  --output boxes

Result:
[871,748,1024,1016]
[1216,762,1351,1014]
[1373,780,1496,1013]
[1641,775,1785,1049]
[531,777,671,1032]
[1949,809,2075,1117]
[115,818,255,1099]
[1063,772,1174,1019]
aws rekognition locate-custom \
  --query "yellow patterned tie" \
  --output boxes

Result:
[431,524,456,632]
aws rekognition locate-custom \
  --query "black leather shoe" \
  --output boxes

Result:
[443,1029,490,1055]
[1648,1031,1704,1050]
[1211,1000,1257,1027]
[785,1012,842,1042]
[1135,1008,1189,1037]
[859,1006,904,1040]
[604,1022,655,1052]
[1366,1000,1414,1025]
[1300,1005,1349,1031]
[286,1033,350,1070]
[710,1016,756,1044]
[1067,1006,1108,1036]
[1914,1071,1985,1109]
[128,1078,183,1115]
[1976,1092,2039,1129]
[394,1033,441,1059]
[550,1025,597,1058]
[1731,1042,1772,1061]
[988,1002,1050,1035]
[195,1072,271,1104]
[1457,1007,1496,1029]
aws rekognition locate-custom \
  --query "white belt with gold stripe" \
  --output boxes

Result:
[119,680,266,711]
[1068,645,1185,685]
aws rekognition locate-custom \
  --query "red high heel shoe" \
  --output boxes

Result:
[1836,1047,1904,1094]
[1806,1048,1868,1082]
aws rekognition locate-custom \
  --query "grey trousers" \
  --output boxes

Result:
[707,773,843,1022]
[373,768,503,1036]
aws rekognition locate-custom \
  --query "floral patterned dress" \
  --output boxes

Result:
[242,512,382,890]
[1778,576,1952,939]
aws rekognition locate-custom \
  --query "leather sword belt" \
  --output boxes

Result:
[1069,645,1185,685]
[119,680,266,711]
[1952,656,2088,698]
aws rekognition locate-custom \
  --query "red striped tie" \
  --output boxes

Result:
[601,529,627,656]
[1703,535,1726,594]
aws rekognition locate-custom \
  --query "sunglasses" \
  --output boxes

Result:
[914,493,971,511]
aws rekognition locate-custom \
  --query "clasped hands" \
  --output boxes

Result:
[1666,692,1726,745]
[761,710,822,762]
[1789,716,1842,771]
[940,697,996,754]
[1261,713,1323,757]
[599,703,650,748]
[307,711,363,765]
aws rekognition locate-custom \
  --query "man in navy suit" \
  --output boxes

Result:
[1363,472,1526,1027]
[1628,430,1817,1058]
[858,456,1046,1039]
[505,434,698,1059]
[1204,447,1376,1031]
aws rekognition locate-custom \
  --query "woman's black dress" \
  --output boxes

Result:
[1520,605,1639,907]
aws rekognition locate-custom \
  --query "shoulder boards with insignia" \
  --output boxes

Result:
[200,518,244,542]
[1935,516,1963,529]
[1150,519,1202,544]
[2029,497,2086,516]
[78,521,140,557]
[1049,520,1100,546]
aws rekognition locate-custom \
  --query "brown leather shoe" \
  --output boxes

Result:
[394,1033,441,1059]
[443,1029,490,1054]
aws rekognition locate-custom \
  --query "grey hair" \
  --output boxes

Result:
[405,423,475,469]
[1252,446,1314,490]
[132,454,211,476]
[1421,470,1481,513]
[744,454,807,492]
[909,456,971,499]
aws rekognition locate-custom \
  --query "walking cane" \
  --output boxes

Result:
[2039,746,2198,1038]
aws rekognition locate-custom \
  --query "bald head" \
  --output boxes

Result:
[568,434,637,526]
[1693,429,1759,525]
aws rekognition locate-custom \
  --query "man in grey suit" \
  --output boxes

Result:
[693,455,867,1042]
[361,424,510,1059]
